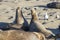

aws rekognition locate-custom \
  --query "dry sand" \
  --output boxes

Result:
[0,0,60,40]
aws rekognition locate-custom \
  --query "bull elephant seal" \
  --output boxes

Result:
[30,8,55,38]
[0,30,45,40]
[8,7,24,29]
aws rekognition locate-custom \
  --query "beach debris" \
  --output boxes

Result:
[44,12,49,20]
[56,14,60,20]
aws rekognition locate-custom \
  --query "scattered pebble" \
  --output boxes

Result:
[50,14,53,16]
[26,0,30,1]
[42,22,47,24]
[27,13,31,15]
[5,11,9,13]
[25,7,30,10]
[11,8,15,10]
[8,16,13,19]
[4,0,8,2]
[36,0,39,1]
[51,21,54,22]
[43,8,48,11]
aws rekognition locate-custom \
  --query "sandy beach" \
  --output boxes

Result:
[0,0,60,40]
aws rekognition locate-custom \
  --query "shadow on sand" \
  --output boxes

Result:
[47,28,60,34]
